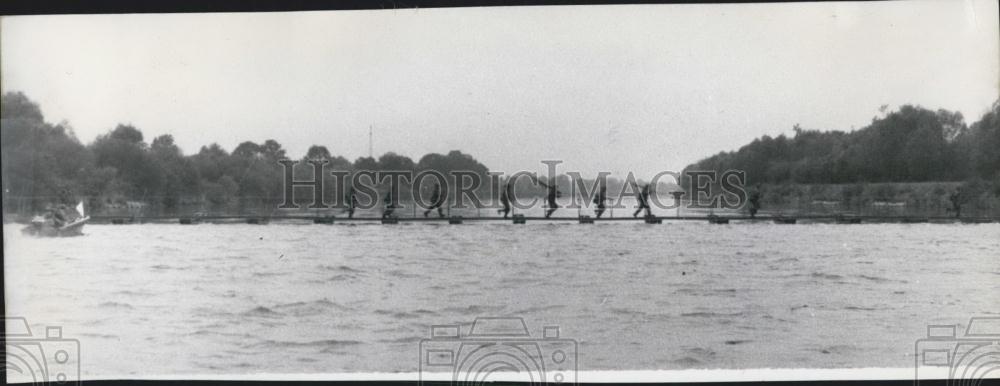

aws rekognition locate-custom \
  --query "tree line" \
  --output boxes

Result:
[5,90,998,217]
[682,102,1000,187]
[1,92,493,216]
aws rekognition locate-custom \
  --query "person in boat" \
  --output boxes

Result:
[51,204,67,228]
[345,186,358,218]
[633,182,652,218]
[594,183,609,218]
[536,177,562,218]
[382,190,397,218]
[748,184,762,218]
[497,177,514,218]
[423,182,446,218]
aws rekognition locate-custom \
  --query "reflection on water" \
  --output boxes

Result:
[4,221,999,376]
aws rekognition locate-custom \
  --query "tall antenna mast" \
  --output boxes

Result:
[368,125,373,159]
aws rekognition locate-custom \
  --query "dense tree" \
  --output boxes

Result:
[91,124,164,197]
[416,150,491,195]
[2,92,92,212]
[191,143,229,183]
[227,140,286,212]
[417,150,489,177]
[149,134,199,210]
[353,156,378,173]
[960,100,1000,180]
[683,104,997,186]
[377,152,416,172]
[305,145,332,160]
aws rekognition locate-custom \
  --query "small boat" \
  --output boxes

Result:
[21,202,90,237]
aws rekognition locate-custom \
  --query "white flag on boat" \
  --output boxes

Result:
[76,201,85,217]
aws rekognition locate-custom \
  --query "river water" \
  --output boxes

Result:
[3,220,998,378]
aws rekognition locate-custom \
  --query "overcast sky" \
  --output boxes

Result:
[2,1,997,177]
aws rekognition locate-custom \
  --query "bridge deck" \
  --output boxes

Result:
[88,214,998,224]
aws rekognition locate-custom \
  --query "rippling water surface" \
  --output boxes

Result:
[4,221,999,377]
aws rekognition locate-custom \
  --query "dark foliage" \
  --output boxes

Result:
[1,92,491,215]
[683,103,1000,186]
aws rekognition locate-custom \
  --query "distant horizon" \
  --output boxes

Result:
[6,88,997,176]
